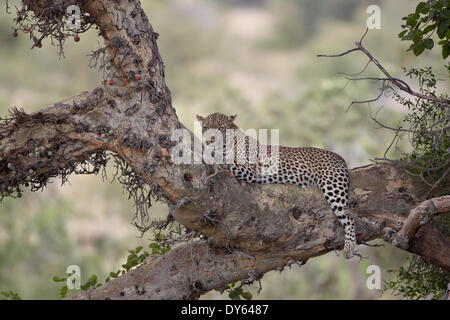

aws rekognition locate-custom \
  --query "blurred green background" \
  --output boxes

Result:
[0,0,448,299]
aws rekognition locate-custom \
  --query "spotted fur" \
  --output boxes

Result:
[197,112,357,258]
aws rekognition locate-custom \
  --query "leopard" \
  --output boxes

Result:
[196,112,358,258]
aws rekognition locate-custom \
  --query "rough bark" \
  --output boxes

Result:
[1,0,449,300]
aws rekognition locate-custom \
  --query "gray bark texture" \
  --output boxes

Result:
[0,0,449,300]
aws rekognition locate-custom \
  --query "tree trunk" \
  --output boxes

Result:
[1,0,449,300]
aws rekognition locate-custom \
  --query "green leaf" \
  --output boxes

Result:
[437,20,450,39]
[60,285,68,298]
[53,276,65,283]
[1,291,21,300]
[109,270,120,279]
[411,29,423,42]
[149,242,160,249]
[11,293,21,300]
[87,275,97,285]
[398,30,408,38]
[161,248,171,254]
[242,292,253,300]
[420,6,430,14]
[443,43,450,59]
[424,38,434,49]
[406,43,415,52]
[139,252,149,260]
[406,13,419,27]
[413,42,425,56]
[423,24,436,34]
[228,290,240,299]
[442,9,450,19]
[126,254,137,264]
[415,2,427,14]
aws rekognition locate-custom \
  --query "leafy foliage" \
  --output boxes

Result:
[394,67,450,186]
[106,242,169,281]
[53,271,102,298]
[380,3,450,300]
[0,290,21,300]
[53,240,250,300]
[385,257,450,299]
[53,242,171,298]
[216,282,253,300]
[399,0,450,70]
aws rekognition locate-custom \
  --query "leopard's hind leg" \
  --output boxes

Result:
[317,169,357,258]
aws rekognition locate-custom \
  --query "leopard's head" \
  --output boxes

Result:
[196,113,239,145]
[196,113,238,130]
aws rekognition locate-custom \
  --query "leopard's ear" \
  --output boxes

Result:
[196,115,204,122]
[228,114,237,122]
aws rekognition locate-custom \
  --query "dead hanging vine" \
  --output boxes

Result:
[111,155,154,229]
[7,0,95,56]
[6,0,117,83]
[0,106,164,231]
[318,29,450,197]
[0,108,107,200]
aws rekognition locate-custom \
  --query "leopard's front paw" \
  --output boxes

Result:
[344,241,357,259]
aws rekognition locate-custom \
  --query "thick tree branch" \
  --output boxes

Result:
[396,195,450,247]
[69,164,450,300]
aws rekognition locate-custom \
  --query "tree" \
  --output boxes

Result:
[1,0,449,300]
